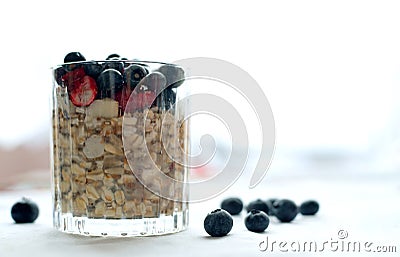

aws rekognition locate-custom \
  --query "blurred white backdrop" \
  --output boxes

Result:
[0,0,399,162]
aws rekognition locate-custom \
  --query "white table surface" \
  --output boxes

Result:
[1,158,399,257]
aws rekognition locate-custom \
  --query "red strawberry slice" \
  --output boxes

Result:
[69,75,98,107]
[125,91,156,112]
[62,67,86,91]
[115,87,132,112]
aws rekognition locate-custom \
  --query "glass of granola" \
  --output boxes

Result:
[51,52,189,236]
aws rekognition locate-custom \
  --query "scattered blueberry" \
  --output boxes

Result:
[11,197,39,223]
[265,198,279,216]
[221,197,243,215]
[96,69,124,99]
[299,200,319,215]
[156,64,185,88]
[273,199,298,223]
[64,52,86,63]
[204,209,233,237]
[246,199,270,214]
[266,198,279,206]
[124,64,149,90]
[245,209,270,233]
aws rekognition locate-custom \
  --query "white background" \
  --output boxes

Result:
[0,2,399,255]
[0,0,399,159]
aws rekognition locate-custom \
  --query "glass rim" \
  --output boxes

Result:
[52,59,179,69]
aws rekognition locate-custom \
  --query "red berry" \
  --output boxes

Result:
[125,91,156,112]
[62,67,86,90]
[115,88,132,111]
[69,75,98,107]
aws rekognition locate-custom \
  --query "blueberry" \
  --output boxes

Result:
[63,52,86,71]
[164,88,176,108]
[64,52,86,63]
[102,61,124,74]
[11,197,39,223]
[54,66,66,86]
[121,57,130,67]
[299,200,319,215]
[156,64,185,88]
[245,209,270,233]
[136,72,167,92]
[96,69,124,99]
[265,198,279,216]
[246,199,269,214]
[274,199,298,222]
[124,64,149,90]
[106,53,120,60]
[83,62,103,79]
[153,88,176,110]
[221,197,243,215]
[266,198,279,206]
[204,209,233,237]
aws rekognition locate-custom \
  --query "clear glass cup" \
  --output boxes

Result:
[51,60,189,236]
